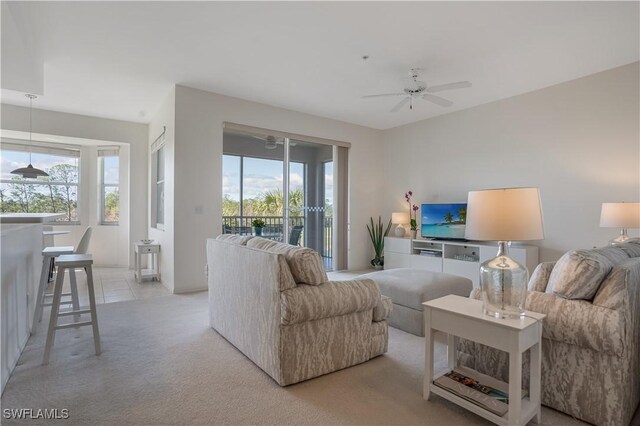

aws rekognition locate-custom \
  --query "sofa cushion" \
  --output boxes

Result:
[617,241,640,258]
[247,237,328,285]
[216,234,254,245]
[527,262,556,292]
[591,246,630,264]
[280,279,380,325]
[593,258,640,310]
[548,250,613,300]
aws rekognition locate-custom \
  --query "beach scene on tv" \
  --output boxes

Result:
[421,203,467,239]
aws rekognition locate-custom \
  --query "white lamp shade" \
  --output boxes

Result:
[600,203,640,228]
[465,187,544,241]
[391,212,410,224]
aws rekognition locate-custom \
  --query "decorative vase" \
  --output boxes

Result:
[410,230,417,240]
[255,227,263,236]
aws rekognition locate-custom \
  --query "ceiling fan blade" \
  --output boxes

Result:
[390,97,411,113]
[362,92,405,99]
[422,94,453,107]
[427,81,472,93]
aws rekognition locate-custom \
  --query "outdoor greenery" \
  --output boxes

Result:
[103,190,120,222]
[0,164,80,221]
[222,188,306,217]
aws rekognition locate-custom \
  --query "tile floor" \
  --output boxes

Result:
[50,267,170,306]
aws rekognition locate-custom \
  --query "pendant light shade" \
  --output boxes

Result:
[10,94,49,179]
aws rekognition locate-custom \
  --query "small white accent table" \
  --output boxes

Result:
[134,242,161,283]
[423,295,545,426]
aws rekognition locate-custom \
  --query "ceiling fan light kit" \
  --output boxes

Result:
[362,68,472,113]
[10,94,49,179]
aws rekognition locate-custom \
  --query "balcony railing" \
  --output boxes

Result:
[222,215,332,260]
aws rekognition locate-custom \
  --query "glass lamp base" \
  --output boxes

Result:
[609,228,631,245]
[480,241,529,320]
[394,225,406,237]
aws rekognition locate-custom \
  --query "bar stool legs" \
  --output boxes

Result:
[34,246,76,328]
[42,254,101,365]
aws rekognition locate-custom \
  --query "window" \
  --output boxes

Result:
[98,148,119,224]
[152,145,165,229]
[0,142,80,223]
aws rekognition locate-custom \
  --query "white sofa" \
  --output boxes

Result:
[207,235,391,386]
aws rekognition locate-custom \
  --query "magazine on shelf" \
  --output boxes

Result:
[434,369,526,417]
[419,249,441,257]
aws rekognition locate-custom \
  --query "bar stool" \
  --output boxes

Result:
[34,246,77,327]
[33,227,92,327]
[43,254,101,365]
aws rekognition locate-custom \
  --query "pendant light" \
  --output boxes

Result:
[10,94,49,179]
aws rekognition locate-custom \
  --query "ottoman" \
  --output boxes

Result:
[358,268,473,336]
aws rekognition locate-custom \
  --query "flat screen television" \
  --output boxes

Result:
[421,203,468,240]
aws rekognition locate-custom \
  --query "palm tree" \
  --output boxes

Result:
[458,207,467,223]
[444,212,454,223]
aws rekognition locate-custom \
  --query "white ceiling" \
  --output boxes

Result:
[1,2,638,130]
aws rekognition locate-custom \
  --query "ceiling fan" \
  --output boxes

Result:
[252,135,297,150]
[362,68,472,112]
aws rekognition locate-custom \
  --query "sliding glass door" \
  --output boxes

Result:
[222,131,336,270]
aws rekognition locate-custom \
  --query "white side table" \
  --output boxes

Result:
[134,242,161,283]
[423,295,545,426]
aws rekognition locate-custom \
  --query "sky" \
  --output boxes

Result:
[0,149,119,183]
[223,155,331,204]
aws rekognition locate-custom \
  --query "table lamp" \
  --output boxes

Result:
[600,202,640,245]
[392,212,410,237]
[465,187,544,319]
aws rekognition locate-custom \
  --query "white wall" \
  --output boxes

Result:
[147,88,175,292]
[170,85,384,293]
[0,104,148,267]
[382,62,640,262]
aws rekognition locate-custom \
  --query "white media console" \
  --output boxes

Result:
[384,237,539,288]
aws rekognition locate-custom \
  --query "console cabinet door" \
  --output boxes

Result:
[385,237,411,254]
[385,253,412,269]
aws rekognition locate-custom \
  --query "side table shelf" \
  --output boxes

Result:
[134,242,161,283]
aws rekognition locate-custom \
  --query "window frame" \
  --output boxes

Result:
[98,152,120,225]
[0,144,81,225]
[152,145,165,230]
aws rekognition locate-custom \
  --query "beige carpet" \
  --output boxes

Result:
[1,292,587,425]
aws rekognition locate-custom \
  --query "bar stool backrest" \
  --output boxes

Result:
[75,226,93,254]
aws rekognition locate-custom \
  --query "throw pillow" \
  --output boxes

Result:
[247,237,328,285]
[548,250,613,300]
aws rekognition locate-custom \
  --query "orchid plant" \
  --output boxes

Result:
[405,191,419,231]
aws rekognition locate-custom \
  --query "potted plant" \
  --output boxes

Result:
[252,218,265,236]
[366,216,392,270]
[405,190,419,239]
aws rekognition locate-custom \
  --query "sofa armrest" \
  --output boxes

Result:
[373,295,392,322]
[526,291,624,356]
[527,261,556,292]
[280,279,380,325]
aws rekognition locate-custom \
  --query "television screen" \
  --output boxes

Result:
[421,203,468,240]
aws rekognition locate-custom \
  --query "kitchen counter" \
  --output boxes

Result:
[0,213,65,223]
[1,222,44,392]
